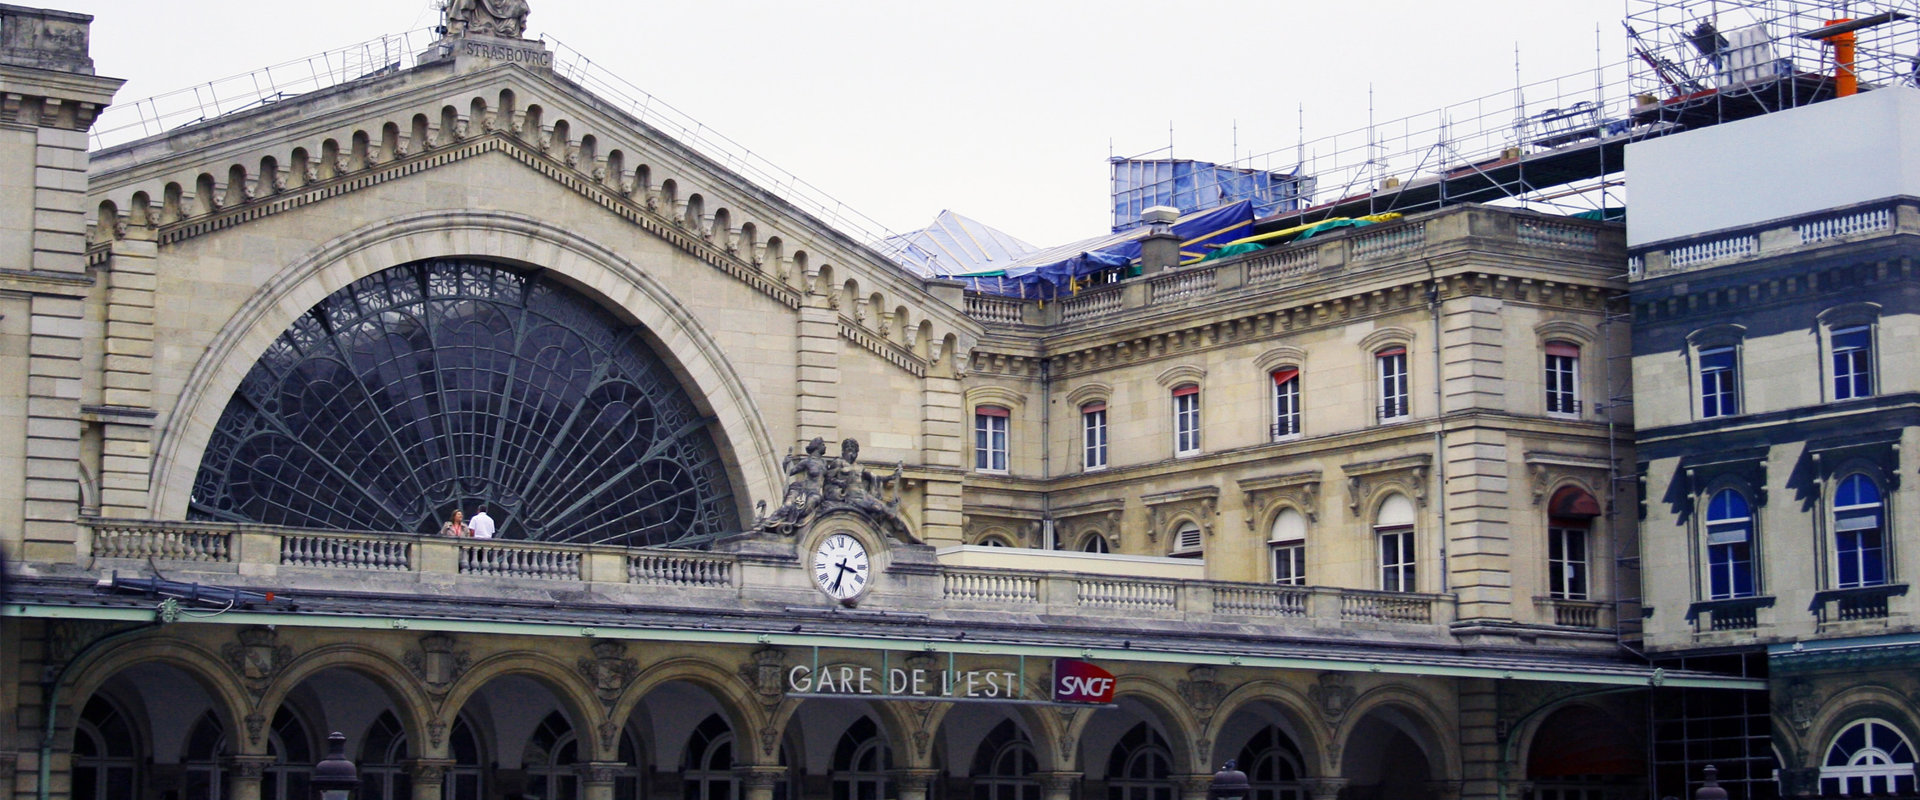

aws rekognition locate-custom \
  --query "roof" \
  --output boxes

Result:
[876,210,1038,278]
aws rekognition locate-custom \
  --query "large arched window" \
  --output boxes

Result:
[1820,719,1916,796]
[190,259,740,545]
[832,717,892,800]
[1105,723,1174,800]
[1833,474,1888,589]
[1376,494,1417,592]
[359,712,409,800]
[526,712,580,800]
[1704,489,1756,599]
[971,720,1039,800]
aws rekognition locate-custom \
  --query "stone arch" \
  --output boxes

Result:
[1805,683,1920,769]
[408,115,430,154]
[926,690,1064,774]
[318,139,341,179]
[379,122,401,164]
[1154,364,1207,389]
[1533,319,1599,347]
[193,173,217,215]
[609,656,767,762]
[258,155,280,195]
[349,129,372,171]
[254,643,435,761]
[1205,680,1328,775]
[1066,381,1112,409]
[439,650,605,756]
[1072,675,1203,774]
[1358,326,1417,355]
[1333,685,1459,783]
[93,199,119,244]
[1254,346,1307,375]
[223,164,248,208]
[769,689,924,769]
[605,149,625,186]
[1512,701,1642,784]
[128,191,151,227]
[964,385,1027,413]
[61,636,251,755]
[151,208,783,531]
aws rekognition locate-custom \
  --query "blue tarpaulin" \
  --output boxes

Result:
[960,201,1256,298]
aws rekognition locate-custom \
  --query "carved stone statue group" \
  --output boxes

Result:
[754,438,913,542]
[443,0,531,39]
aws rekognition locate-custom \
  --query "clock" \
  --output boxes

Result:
[811,533,871,604]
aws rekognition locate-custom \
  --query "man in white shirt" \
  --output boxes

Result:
[469,507,496,540]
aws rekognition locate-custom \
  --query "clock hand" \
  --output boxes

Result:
[831,559,850,590]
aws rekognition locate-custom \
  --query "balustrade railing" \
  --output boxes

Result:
[1666,234,1757,269]
[964,294,1027,325]
[1351,223,1426,260]
[87,520,234,562]
[630,552,733,587]
[459,542,582,580]
[1212,584,1308,617]
[1535,597,1608,629]
[1059,288,1123,324]
[1245,247,1318,284]
[1075,578,1179,610]
[1517,218,1600,250]
[943,569,1041,603]
[1149,269,1216,304]
[1340,590,1435,623]
[1797,207,1892,245]
[282,533,411,571]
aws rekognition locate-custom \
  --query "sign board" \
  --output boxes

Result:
[1052,658,1116,704]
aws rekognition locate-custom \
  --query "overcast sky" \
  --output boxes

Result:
[70,1,1633,247]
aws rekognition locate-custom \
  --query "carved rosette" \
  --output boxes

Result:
[576,641,639,705]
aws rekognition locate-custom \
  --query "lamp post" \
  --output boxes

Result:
[312,732,358,800]
[1208,760,1250,800]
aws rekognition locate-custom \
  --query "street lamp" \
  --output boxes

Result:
[1208,759,1250,800]
[312,731,358,800]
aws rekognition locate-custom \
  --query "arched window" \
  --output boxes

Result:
[1105,723,1174,800]
[526,712,579,800]
[1705,489,1756,599]
[184,712,227,800]
[978,534,1013,547]
[1236,727,1305,800]
[832,717,892,800]
[1083,401,1109,471]
[1820,720,1916,796]
[1271,368,1301,439]
[1171,522,1202,558]
[1548,487,1602,601]
[1833,474,1887,589]
[1376,494,1417,592]
[683,714,736,800]
[975,406,1010,472]
[1172,384,1202,456]
[447,716,485,800]
[359,712,409,800]
[1269,508,1307,586]
[74,696,141,800]
[1081,533,1111,554]
[971,720,1039,800]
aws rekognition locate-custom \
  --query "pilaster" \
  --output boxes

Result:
[1457,679,1500,800]
[22,292,84,561]
[795,302,840,444]
[1445,425,1514,621]
[408,758,455,800]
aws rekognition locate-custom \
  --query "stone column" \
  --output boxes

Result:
[894,768,941,800]
[409,758,455,800]
[225,756,276,800]
[735,765,789,800]
[1301,778,1347,800]
[577,762,624,800]
[1037,771,1081,800]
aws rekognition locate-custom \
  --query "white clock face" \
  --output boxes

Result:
[812,533,871,602]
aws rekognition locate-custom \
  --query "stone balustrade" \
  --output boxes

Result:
[958,205,1624,328]
[1632,197,1920,279]
[79,517,1462,639]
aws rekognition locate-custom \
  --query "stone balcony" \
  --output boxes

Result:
[71,517,1483,645]
[961,204,1626,331]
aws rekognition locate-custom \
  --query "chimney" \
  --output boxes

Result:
[1139,206,1181,272]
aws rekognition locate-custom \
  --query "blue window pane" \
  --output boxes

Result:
[1707,490,1749,521]
[1836,474,1880,507]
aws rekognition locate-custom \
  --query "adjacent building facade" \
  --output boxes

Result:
[0,6,1794,800]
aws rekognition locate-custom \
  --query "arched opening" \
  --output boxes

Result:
[1524,705,1642,800]
[970,719,1040,800]
[187,259,740,544]
[73,695,141,800]
[1820,719,1916,796]
[1341,706,1440,800]
[1103,723,1174,800]
[832,717,893,800]
[1214,699,1316,800]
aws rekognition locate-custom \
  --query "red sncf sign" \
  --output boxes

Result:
[1052,658,1116,704]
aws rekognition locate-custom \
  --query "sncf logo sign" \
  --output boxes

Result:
[1052,658,1116,704]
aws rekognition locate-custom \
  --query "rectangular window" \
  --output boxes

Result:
[973,407,1008,472]
[1707,540,1755,599]
[1699,346,1739,418]
[1173,385,1201,455]
[1377,349,1409,421]
[1548,524,1589,600]
[1379,527,1416,592]
[1272,369,1301,439]
[1545,343,1580,416]
[1835,528,1886,589]
[1271,541,1306,586]
[1082,404,1108,471]
[1832,325,1873,400]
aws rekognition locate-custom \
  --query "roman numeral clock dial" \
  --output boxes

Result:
[811,533,871,605]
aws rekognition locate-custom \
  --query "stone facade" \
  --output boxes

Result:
[0,7,1735,800]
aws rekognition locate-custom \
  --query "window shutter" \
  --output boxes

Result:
[1376,346,1407,357]
[1272,368,1300,385]
[1082,402,1106,414]
[1546,342,1580,358]
[1172,384,1200,397]
[976,406,1010,418]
